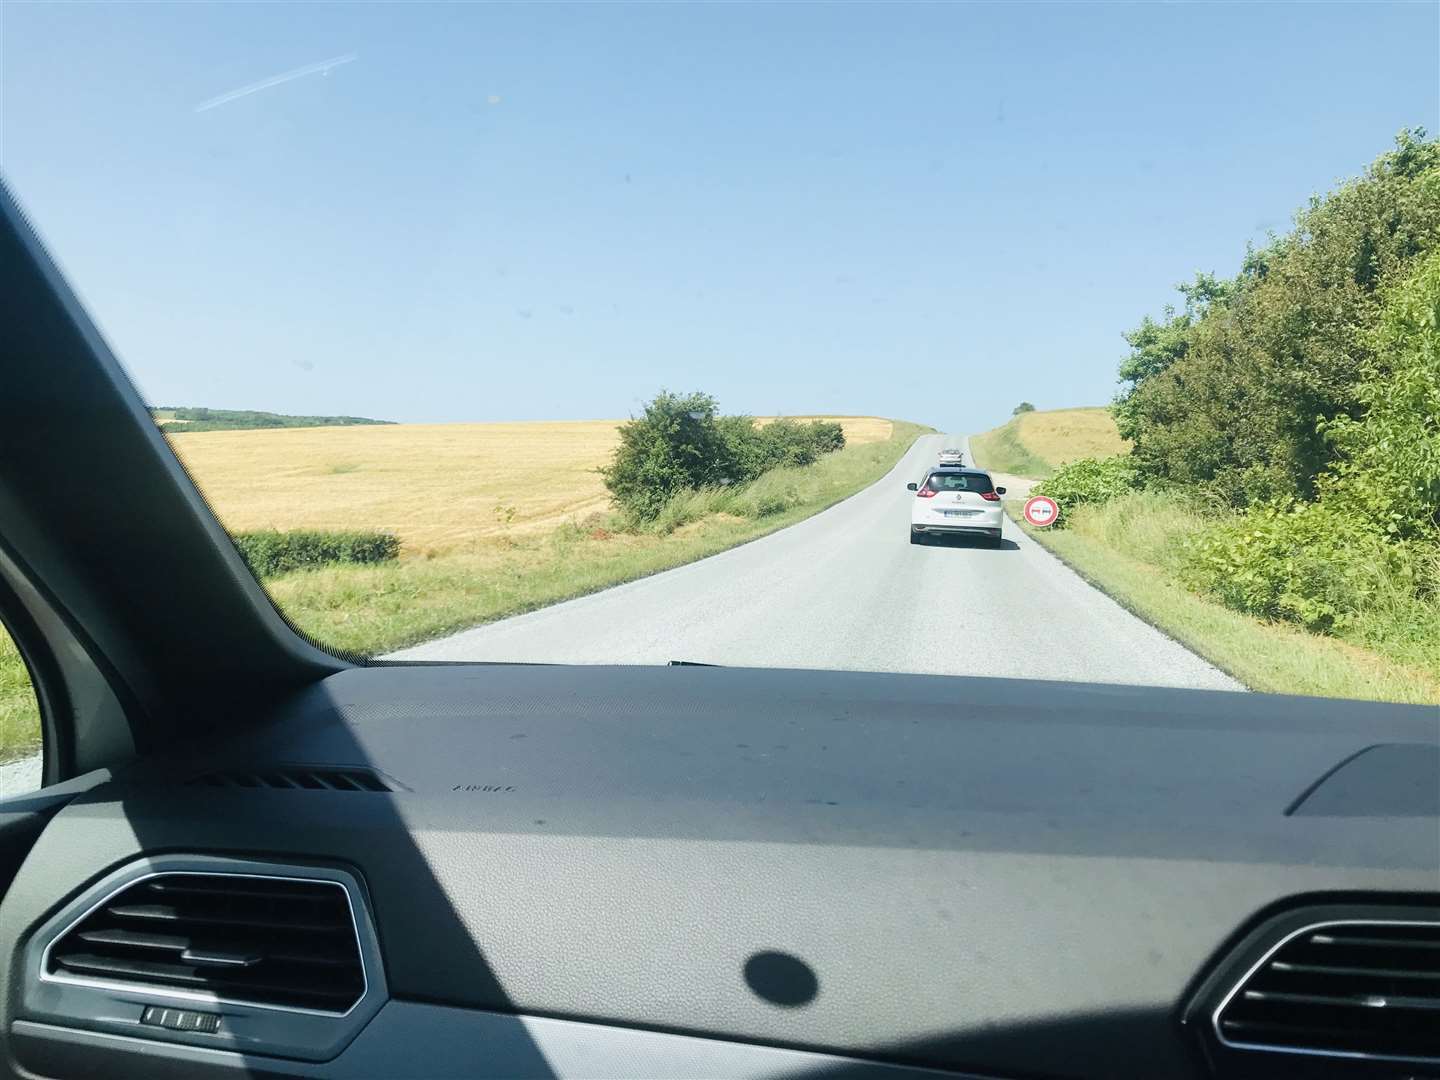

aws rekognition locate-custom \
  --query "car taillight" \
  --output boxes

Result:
[916,488,937,498]
[980,490,1000,501]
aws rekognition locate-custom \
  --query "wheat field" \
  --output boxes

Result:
[1012,407,1130,467]
[168,417,891,553]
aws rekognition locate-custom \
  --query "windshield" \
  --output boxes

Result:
[925,473,993,494]
[3,2,1436,711]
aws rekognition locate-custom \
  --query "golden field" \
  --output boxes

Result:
[970,407,1129,479]
[1012,407,1130,467]
[167,417,892,553]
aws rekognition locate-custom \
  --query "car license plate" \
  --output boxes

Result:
[943,509,979,517]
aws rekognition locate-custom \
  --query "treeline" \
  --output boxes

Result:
[152,407,394,433]
[602,391,846,522]
[1114,128,1439,509]
[1037,129,1439,644]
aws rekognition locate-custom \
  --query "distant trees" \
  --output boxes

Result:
[1012,402,1036,415]
[151,407,394,433]
[602,391,846,522]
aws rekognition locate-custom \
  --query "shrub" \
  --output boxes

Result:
[600,391,737,522]
[755,418,844,469]
[1178,502,1417,633]
[603,392,845,523]
[1030,456,1139,522]
[233,529,400,578]
[805,420,847,454]
[1012,401,1036,414]
[716,417,847,479]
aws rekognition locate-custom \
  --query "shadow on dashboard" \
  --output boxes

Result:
[794,1004,1198,1079]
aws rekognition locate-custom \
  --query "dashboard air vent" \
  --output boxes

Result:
[188,767,392,792]
[1216,920,1440,1062]
[46,873,365,1013]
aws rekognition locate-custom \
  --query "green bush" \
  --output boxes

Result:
[602,391,845,523]
[1320,248,1440,540]
[750,418,846,470]
[600,392,738,522]
[1115,130,1440,506]
[233,529,400,578]
[1165,251,1440,639]
[1030,456,1139,523]
[1179,502,1416,633]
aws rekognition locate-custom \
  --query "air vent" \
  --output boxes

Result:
[1216,920,1440,1062]
[187,767,392,792]
[46,873,366,1013]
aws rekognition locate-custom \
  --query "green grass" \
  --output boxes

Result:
[1,625,40,765]
[1016,492,1440,705]
[268,421,932,656]
[970,418,1054,478]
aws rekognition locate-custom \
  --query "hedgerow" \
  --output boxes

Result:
[234,529,400,578]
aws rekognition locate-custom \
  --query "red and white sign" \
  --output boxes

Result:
[1022,495,1060,528]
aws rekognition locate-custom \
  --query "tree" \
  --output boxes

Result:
[1012,402,1036,415]
[1113,271,1235,439]
[1115,129,1440,505]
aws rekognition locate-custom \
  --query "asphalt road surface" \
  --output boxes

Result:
[396,434,1243,692]
[0,754,42,797]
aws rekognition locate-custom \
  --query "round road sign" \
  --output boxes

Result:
[1022,495,1060,528]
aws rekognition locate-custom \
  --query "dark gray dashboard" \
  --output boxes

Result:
[3,664,1438,1079]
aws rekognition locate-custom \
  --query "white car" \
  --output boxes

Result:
[907,468,1006,546]
[937,447,965,466]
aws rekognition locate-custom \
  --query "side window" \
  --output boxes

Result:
[0,619,43,797]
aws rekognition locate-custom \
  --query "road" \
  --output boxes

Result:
[0,754,42,797]
[395,434,1243,692]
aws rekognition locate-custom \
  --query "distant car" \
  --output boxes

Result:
[907,467,1006,546]
[937,447,965,466]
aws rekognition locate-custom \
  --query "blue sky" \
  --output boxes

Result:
[3,2,1436,431]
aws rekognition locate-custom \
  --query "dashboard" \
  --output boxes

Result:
[2,663,1438,1079]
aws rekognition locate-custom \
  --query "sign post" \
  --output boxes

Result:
[1022,495,1060,528]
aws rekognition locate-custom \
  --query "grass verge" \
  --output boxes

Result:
[1,625,39,765]
[1015,492,1440,704]
[268,421,931,656]
[970,419,1053,478]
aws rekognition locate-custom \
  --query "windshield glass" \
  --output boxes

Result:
[4,2,1437,709]
[926,473,993,494]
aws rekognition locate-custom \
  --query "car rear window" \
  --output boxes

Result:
[924,471,993,493]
